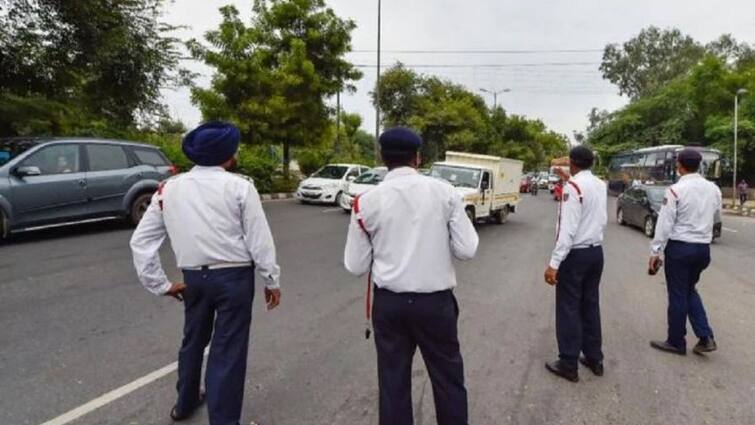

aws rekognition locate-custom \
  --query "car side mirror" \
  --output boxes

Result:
[13,166,42,177]
[481,180,490,190]
[347,175,356,182]
[641,196,650,205]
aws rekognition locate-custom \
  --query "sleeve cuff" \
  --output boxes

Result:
[156,280,172,296]
[549,259,561,269]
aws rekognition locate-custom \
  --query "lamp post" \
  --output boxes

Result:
[480,88,511,110]
[733,88,748,206]
[374,0,382,162]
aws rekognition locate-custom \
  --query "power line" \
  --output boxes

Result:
[353,62,600,69]
[349,48,603,54]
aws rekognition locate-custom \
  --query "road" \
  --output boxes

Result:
[1,194,754,425]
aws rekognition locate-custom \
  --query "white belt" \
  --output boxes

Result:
[183,262,252,271]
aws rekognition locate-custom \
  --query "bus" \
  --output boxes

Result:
[607,145,722,195]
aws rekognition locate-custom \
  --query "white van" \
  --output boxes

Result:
[430,152,523,224]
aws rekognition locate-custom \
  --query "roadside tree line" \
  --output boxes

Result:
[581,27,755,182]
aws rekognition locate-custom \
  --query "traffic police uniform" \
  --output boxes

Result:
[650,148,721,355]
[130,122,281,425]
[344,128,479,425]
[547,147,607,381]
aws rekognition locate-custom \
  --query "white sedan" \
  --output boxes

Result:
[296,164,370,205]
[339,167,388,212]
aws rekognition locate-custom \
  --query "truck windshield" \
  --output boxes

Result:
[0,140,37,166]
[430,165,481,188]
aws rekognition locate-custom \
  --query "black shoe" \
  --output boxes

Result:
[650,340,686,355]
[579,356,604,377]
[170,390,206,421]
[693,337,717,355]
[545,360,579,382]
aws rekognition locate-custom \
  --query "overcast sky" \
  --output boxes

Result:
[162,0,755,140]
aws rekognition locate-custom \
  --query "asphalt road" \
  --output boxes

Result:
[1,194,754,425]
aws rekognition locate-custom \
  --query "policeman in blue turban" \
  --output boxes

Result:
[131,121,282,425]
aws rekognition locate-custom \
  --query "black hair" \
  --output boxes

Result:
[569,146,594,170]
[381,149,416,169]
[678,159,700,173]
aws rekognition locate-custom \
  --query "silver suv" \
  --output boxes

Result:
[0,137,176,239]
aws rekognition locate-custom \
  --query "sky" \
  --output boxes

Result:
[161,0,755,141]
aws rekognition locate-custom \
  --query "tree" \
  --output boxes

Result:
[189,1,361,178]
[0,0,187,134]
[600,27,705,99]
[374,63,569,169]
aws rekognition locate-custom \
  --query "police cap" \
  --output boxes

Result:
[379,127,422,153]
[677,148,702,171]
[569,145,594,169]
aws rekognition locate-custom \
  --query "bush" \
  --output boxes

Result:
[236,145,278,194]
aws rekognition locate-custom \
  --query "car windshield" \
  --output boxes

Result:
[0,140,37,166]
[312,165,348,179]
[430,165,481,188]
[646,187,666,203]
[354,169,386,184]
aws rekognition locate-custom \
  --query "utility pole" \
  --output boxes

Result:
[374,0,382,163]
[733,88,748,206]
[335,90,341,154]
[480,87,511,110]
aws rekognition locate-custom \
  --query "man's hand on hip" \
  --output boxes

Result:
[265,288,281,310]
[164,282,187,302]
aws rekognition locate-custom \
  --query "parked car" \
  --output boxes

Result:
[617,185,722,239]
[340,167,388,212]
[536,171,550,189]
[0,137,176,240]
[295,163,370,205]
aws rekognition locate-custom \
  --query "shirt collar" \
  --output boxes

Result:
[190,165,226,173]
[383,167,419,181]
[679,173,702,181]
[572,169,592,179]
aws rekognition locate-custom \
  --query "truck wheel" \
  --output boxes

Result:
[493,207,509,224]
[129,193,153,226]
[466,207,476,225]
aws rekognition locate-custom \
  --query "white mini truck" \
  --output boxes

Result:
[430,151,523,224]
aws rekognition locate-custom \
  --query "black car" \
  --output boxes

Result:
[616,185,722,239]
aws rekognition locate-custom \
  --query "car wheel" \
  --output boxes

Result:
[644,216,655,238]
[0,209,8,242]
[334,191,343,207]
[617,208,626,225]
[129,193,153,226]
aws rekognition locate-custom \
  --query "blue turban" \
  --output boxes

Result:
[182,121,240,166]
[379,127,422,152]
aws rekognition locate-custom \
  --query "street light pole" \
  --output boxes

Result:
[480,87,511,110]
[374,0,382,163]
[733,88,748,206]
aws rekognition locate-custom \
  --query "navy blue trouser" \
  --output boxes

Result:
[664,240,714,349]
[176,266,255,425]
[556,246,604,370]
[373,287,468,425]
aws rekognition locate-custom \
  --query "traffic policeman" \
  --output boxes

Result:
[130,122,281,425]
[344,128,479,425]
[649,148,721,355]
[544,146,607,382]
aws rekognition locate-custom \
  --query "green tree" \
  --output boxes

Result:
[188,1,361,178]
[0,0,187,134]
[600,27,704,99]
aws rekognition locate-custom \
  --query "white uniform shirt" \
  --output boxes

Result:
[130,166,281,295]
[650,173,722,255]
[549,170,608,269]
[343,167,479,293]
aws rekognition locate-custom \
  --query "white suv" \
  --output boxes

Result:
[296,164,370,205]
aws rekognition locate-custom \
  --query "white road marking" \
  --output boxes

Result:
[322,207,343,213]
[723,227,739,233]
[40,348,209,425]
